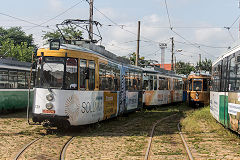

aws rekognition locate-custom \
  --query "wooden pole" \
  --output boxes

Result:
[89,0,93,41]
[136,21,141,66]
[171,37,174,71]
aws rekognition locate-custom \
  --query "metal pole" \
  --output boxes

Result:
[136,21,141,66]
[199,54,201,71]
[89,0,93,41]
[174,55,176,71]
[171,37,174,71]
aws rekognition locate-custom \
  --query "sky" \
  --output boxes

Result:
[0,0,240,64]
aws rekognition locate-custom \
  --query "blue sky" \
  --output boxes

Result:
[0,0,240,64]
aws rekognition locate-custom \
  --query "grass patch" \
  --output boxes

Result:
[181,106,238,138]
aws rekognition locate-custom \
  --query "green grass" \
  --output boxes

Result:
[181,106,239,138]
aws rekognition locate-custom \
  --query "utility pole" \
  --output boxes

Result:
[136,21,141,66]
[89,0,94,41]
[239,0,240,39]
[199,54,201,71]
[171,37,174,71]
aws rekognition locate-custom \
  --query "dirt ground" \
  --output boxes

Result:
[2,105,240,160]
[0,111,44,160]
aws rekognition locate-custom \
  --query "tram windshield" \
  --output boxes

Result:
[193,80,202,91]
[37,57,65,89]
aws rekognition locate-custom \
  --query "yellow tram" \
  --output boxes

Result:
[187,72,211,107]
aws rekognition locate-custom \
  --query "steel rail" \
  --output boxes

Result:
[178,123,194,160]
[144,113,178,160]
[59,136,75,160]
[14,137,42,160]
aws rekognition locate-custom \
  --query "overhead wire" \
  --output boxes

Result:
[163,0,218,59]
[175,40,228,49]
[85,0,164,45]
[0,12,50,30]
[25,0,84,31]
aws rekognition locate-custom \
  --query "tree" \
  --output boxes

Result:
[0,27,34,46]
[0,27,34,62]
[129,52,146,66]
[196,58,212,73]
[175,61,195,75]
[42,26,83,41]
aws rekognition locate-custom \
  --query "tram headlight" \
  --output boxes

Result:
[46,103,54,110]
[46,94,54,101]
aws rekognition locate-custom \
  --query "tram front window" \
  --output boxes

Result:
[42,57,64,88]
[193,81,202,91]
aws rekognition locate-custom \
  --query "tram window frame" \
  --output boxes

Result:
[143,74,149,90]
[88,60,95,91]
[203,78,209,91]
[40,57,65,89]
[158,77,165,90]
[0,69,9,88]
[17,71,26,89]
[113,67,120,91]
[153,75,157,90]
[99,63,106,90]
[188,79,192,91]
[9,70,18,88]
[149,75,153,90]
[228,55,236,92]
[235,51,240,91]
[65,58,78,90]
[79,59,87,90]
[125,70,129,90]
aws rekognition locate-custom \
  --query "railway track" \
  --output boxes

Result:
[14,135,75,160]
[144,113,194,160]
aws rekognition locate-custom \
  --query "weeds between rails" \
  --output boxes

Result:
[144,113,193,160]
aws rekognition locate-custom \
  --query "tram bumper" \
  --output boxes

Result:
[32,114,69,127]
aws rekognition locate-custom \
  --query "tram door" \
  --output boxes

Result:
[119,66,126,114]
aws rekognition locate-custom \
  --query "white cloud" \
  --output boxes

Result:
[48,0,63,11]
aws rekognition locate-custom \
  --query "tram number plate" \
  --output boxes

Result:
[42,110,55,114]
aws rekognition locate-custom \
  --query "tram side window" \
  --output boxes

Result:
[88,60,95,91]
[65,58,78,90]
[125,71,129,90]
[99,63,106,90]
[158,77,164,90]
[236,63,240,91]
[106,65,113,90]
[114,67,120,91]
[18,71,26,89]
[143,75,149,90]
[133,72,138,90]
[153,76,157,90]
[188,79,192,91]
[229,57,236,91]
[203,79,209,91]
[149,75,153,90]
[79,59,87,89]
[129,71,136,91]
[0,69,8,88]
[9,70,17,88]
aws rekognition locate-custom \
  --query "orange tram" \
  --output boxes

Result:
[187,72,211,107]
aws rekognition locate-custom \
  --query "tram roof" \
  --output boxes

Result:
[213,42,240,66]
[0,57,31,71]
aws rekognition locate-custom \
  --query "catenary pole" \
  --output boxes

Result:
[136,21,141,66]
